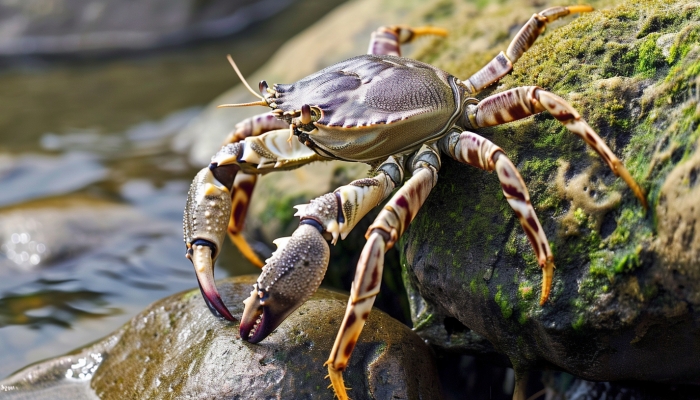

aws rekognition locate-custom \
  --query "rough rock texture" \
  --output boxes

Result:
[401,0,700,386]
[0,0,292,56]
[1,275,442,399]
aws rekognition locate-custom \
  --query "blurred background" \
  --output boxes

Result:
[0,0,350,379]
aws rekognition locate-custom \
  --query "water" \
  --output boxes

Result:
[0,0,347,379]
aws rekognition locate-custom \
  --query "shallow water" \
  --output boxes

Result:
[0,0,346,379]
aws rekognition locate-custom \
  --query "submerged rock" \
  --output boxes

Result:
[0,0,294,56]
[1,275,442,399]
[401,0,700,387]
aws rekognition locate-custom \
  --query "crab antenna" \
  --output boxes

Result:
[227,54,265,101]
[218,101,268,108]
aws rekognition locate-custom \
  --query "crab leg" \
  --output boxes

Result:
[368,25,447,57]
[465,5,593,93]
[183,128,326,321]
[325,144,440,400]
[223,113,290,268]
[439,131,554,305]
[239,157,403,342]
[464,86,647,208]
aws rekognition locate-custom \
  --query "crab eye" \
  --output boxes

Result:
[310,107,321,120]
[258,288,269,302]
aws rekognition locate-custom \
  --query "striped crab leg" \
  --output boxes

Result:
[239,157,402,343]
[464,86,647,208]
[368,25,447,56]
[465,5,593,93]
[325,144,440,400]
[223,113,289,268]
[439,131,554,305]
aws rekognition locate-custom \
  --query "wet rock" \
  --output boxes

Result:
[1,275,442,399]
[0,0,294,56]
[0,194,193,379]
[542,372,700,400]
[401,0,700,387]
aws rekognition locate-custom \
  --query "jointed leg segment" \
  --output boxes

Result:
[222,112,295,267]
[368,25,447,56]
[464,86,648,208]
[440,131,554,305]
[465,5,593,93]
[325,145,440,400]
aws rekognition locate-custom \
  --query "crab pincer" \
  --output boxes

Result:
[183,160,240,321]
[240,223,330,343]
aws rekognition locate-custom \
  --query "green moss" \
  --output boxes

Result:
[259,194,307,229]
[494,285,513,319]
[636,34,665,77]
[571,314,586,331]
[668,25,700,64]
[412,313,436,331]
[181,289,200,301]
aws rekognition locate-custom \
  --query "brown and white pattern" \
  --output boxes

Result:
[181,7,649,400]
[466,5,593,93]
[441,131,555,305]
[221,113,300,268]
[464,86,648,208]
[368,25,448,57]
[325,145,440,398]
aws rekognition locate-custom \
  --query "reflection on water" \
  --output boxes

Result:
[0,284,118,328]
[0,0,348,379]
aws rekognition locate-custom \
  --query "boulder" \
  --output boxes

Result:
[1,275,442,399]
[0,0,292,56]
[400,0,700,387]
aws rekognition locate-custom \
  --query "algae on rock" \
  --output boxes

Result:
[401,0,700,385]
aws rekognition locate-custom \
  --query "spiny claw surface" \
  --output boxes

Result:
[240,223,329,343]
[184,166,239,321]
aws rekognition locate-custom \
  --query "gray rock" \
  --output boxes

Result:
[1,275,442,399]
[401,0,700,386]
[0,0,294,56]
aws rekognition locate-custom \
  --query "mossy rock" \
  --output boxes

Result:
[1,276,441,399]
[402,0,700,383]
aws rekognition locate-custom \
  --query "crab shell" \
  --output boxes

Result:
[272,54,469,162]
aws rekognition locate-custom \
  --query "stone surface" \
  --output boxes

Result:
[1,275,442,399]
[0,0,293,56]
[400,0,700,387]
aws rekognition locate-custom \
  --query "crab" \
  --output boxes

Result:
[183,5,647,399]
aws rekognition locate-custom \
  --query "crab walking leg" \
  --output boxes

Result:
[239,157,402,343]
[183,129,327,321]
[226,173,264,267]
[440,131,554,305]
[465,5,593,93]
[223,112,289,144]
[368,25,447,56]
[325,145,440,400]
[465,86,647,208]
[294,157,403,245]
[220,113,291,268]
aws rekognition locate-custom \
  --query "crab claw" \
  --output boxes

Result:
[240,223,329,343]
[184,163,240,321]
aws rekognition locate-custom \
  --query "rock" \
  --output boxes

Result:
[0,193,195,379]
[400,0,700,386]
[0,0,294,56]
[0,275,442,399]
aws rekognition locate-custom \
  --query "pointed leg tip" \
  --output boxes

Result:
[326,363,350,400]
[539,258,555,306]
[228,232,265,268]
[569,5,594,14]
